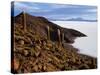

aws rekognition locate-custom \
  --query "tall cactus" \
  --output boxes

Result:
[61,32,64,47]
[62,32,64,43]
[47,26,50,40]
[57,29,61,46]
[23,11,26,32]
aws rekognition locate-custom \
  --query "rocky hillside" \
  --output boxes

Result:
[13,12,86,43]
[11,12,97,74]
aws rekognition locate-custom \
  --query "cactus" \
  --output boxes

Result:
[57,29,61,46]
[62,33,64,42]
[47,26,50,40]
[23,11,27,32]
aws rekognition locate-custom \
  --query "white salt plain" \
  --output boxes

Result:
[52,21,97,57]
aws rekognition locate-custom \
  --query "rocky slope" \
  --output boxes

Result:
[11,12,97,74]
[14,12,86,43]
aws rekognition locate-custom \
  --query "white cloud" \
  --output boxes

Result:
[14,2,52,13]
[80,14,97,20]
[49,4,80,9]
[14,2,40,12]
[87,9,97,12]
[50,4,67,8]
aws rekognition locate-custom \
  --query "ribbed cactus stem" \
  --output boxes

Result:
[23,11,26,32]
[62,33,64,42]
[58,29,61,45]
[61,32,64,47]
[30,24,32,30]
[47,26,50,40]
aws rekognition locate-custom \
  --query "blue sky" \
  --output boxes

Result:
[11,2,97,21]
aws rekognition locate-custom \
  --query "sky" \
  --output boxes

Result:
[11,1,97,21]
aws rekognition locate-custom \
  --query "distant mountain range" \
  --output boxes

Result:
[48,17,97,22]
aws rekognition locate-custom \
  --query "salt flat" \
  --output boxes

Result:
[52,21,97,57]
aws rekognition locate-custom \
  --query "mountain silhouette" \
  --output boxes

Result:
[48,17,97,22]
[67,17,97,22]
